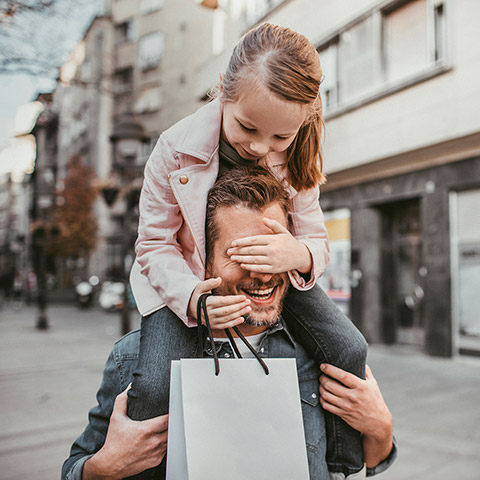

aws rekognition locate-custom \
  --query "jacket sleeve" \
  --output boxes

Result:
[61,350,122,480]
[287,184,329,291]
[135,136,203,325]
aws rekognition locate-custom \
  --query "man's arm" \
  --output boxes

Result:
[319,364,394,469]
[83,388,168,480]
[62,345,168,480]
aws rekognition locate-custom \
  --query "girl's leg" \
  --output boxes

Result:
[282,284,368,478]
[127,307,199,420]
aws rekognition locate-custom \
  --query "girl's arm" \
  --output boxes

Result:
[227,185,329,290]
[135,136,202,325]
[135,137,249,329]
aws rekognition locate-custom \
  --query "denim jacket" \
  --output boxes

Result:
[62,322,397,480]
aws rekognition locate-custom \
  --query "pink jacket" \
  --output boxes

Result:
[130,98,329,325]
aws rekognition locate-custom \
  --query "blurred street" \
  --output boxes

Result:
[1,302,479,480]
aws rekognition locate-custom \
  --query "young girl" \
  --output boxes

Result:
[128,23,367,479]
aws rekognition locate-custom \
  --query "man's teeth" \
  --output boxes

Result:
[245,287,275,299]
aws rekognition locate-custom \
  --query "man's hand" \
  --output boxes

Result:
[227,217,312,274]
[83,388,169,480]
[187,277,251,329]
[319,364,393,468]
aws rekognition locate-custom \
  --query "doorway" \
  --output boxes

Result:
[380,199,425,346]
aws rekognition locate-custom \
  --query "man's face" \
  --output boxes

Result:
[207,203,289,332]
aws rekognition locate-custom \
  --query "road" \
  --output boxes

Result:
[0,302,479,479]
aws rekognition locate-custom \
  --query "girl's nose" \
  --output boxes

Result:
[250,142,269,156]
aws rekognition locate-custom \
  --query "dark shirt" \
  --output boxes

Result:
[218,138,258,177]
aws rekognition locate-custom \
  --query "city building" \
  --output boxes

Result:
[222,0,478,357]
[15,0,480,356]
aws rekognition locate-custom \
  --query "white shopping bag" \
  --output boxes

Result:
[166,357,310,480]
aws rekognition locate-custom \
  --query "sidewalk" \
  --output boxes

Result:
[1,303,479,479]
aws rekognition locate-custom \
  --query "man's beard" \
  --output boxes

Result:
[215,278,287,327]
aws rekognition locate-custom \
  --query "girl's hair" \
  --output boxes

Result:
[217,23,325,191]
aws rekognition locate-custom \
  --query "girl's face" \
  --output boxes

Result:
[221,81,309,161]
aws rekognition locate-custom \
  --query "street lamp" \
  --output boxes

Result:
[104,110,149,336]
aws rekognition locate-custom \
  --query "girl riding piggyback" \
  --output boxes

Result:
[128,23,368,480]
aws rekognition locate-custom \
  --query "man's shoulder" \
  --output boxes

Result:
[113,329,141,359]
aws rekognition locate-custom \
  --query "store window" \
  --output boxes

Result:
[450,189,480,353]
[318,209,352,316]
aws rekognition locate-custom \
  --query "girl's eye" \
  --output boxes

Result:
[275,135,289,140]
[239,122,256,133]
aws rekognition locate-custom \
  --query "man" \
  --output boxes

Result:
[62,167,396,480]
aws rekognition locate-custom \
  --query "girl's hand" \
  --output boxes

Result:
[227,217,312,274]
[188,277,251,330]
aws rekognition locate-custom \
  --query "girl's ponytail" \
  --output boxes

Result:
[286,95,326,191]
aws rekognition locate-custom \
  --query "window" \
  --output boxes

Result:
[319,43,338,109]
[138,32,165,71]
[317,0,447,112]
[244,0,285,24]
[384,0,429,83]
[113,68,133,95]
[433,2,447,62]
[212,8,227,55]
[135,87,162,113]
[140,0,164,15]
[115,19,137,44]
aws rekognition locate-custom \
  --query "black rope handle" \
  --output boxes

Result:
[196,293,269,375]
[197,293,219,375]
[225,328,242,358]
[232,326,269,375]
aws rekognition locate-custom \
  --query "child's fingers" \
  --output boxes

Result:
[239,263,276,273]
[231,235,270,247]
[263,217,290,234]
[230,254,268,265]
[207,294,247,308]
[197,277,222,294]
[208,301,251,320]
[217,317,245,330]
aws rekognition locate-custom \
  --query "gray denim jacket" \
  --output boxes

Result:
[62,322,397,480]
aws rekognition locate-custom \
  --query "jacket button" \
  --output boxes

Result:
[179,175,189,185]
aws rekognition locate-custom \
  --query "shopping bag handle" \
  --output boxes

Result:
[197,293,269,376]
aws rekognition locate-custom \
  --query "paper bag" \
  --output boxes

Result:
[166,358,310,480]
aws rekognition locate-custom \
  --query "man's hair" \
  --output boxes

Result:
[205,166,290,265]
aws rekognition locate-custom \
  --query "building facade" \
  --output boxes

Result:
[22,0,479,356]
[194,0,480,357]
[253,0,479,357]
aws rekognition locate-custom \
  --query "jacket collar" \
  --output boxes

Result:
[175,98,223,163]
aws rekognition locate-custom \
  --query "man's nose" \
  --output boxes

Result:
[249,271,274,282]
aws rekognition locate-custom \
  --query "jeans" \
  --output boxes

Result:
[282,284,368,476]
[127,284,367,477]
